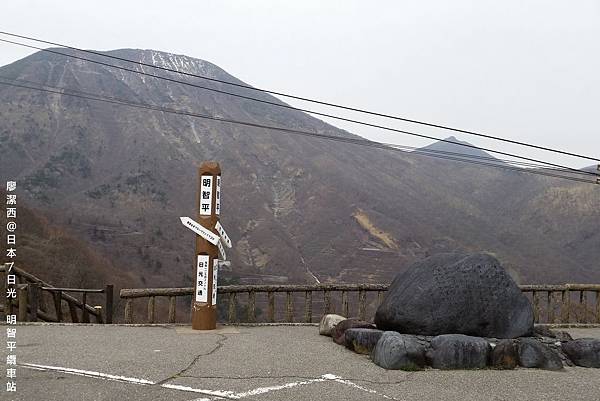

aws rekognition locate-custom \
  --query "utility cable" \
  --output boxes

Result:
[0,37,597,178]
[0,78,596,185]
[1,30,598,163]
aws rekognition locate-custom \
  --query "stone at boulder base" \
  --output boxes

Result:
[371,331,426,370]
[490,339,518,369]
[562,338,600,368]
[374,253,534,338]
[426,334,490,369]
[518,338,563,370]
[319,314,346,336]
[344,328,383,354]
[331,319,375,345]
[533,326,573,342]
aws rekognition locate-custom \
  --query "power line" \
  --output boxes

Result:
[1,37,598,179]
[1,30,599,164]
[0,77,596,186]
[9,73,575,172]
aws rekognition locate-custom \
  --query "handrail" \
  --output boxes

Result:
[2,264,113,323]
[120,283,600,298]
[41,287,105,293]
[119,283,600,325]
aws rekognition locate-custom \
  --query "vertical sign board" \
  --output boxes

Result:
[196,255,209,303]
[192,162,221,330]
[215,176,221,215]
[212,259,219,305]
[200,176,213,216]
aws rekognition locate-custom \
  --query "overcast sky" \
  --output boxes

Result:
[1,0,598,169]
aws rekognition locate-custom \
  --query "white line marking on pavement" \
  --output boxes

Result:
[21,363,397,400]
[161,383,238,399]
[232,377,327,398]
[21,363,155,385]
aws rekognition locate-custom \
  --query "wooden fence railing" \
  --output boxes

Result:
[120,283,600,325]
[1,264,113,324]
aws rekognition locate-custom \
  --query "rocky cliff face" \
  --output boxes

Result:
[1,48,599,288]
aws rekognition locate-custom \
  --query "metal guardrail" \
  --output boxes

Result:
[120,283,600,325]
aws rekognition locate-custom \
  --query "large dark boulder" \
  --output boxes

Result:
[371,332,426,370]
[562,338,600,368]
[518,338,563,370]
[344,328,384,354]
[331,319,375,345]
[375,253,533,338]
[426,334,490,369]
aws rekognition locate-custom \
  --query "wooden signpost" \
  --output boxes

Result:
[180,161,232,330]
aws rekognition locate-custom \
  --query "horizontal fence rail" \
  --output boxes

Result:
[120,283,600,325]
[1,264,113,324]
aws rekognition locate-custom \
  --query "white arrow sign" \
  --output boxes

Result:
[180,217,219,245]
[215,221,232,249]
[217,239,227,260]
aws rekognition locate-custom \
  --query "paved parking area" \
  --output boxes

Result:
[3,324,600,401]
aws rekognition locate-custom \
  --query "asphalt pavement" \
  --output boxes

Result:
[3,324,600,401]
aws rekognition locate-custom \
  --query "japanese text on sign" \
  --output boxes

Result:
[199,175,213,216]
[196,255,209,303]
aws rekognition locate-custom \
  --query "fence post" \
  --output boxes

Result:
[82,292,89,323]
[148,296,156,323]
[267,292,275,323]
[286,292,293,323]
[247,291,256,323]
[29,283,39,322]
[53,291,63,322]
[304,291,312,323]
[17,285,28,322]
[228,292,236,323]
[124,299,133,324]
[105,285,114,324]
[168,296,177,323]
[358,290,367,320]
[532,291,539,323]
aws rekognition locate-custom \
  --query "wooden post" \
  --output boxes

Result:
[304,291,312,323]
[192,162,221,330]
[267,292,275,323]
[168,296,177,323]
[342,291,349,318]
[581,291,587,323]
[17,285,28,322]
[228,292,236,323]
[562,289,570,323]
[124,299,133,324]
[82,292,89,323]
[286,291,293,322]
[247,291,256,323]
[29,283,39,322]
[323,290,332,315]
[358,290,367,320]
[68,300,79,323]
[532,291,540,323]
[596,290,600,324]
[547,291,554,323]
[148,296,156,323]
[53,291,63,322]
[105,284,114,324]
[94,306,103,323]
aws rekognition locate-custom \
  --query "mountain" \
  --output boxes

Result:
[1,48,599,289]
[419,136,503,163]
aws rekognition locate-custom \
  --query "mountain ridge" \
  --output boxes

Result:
[1,48,599,289]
